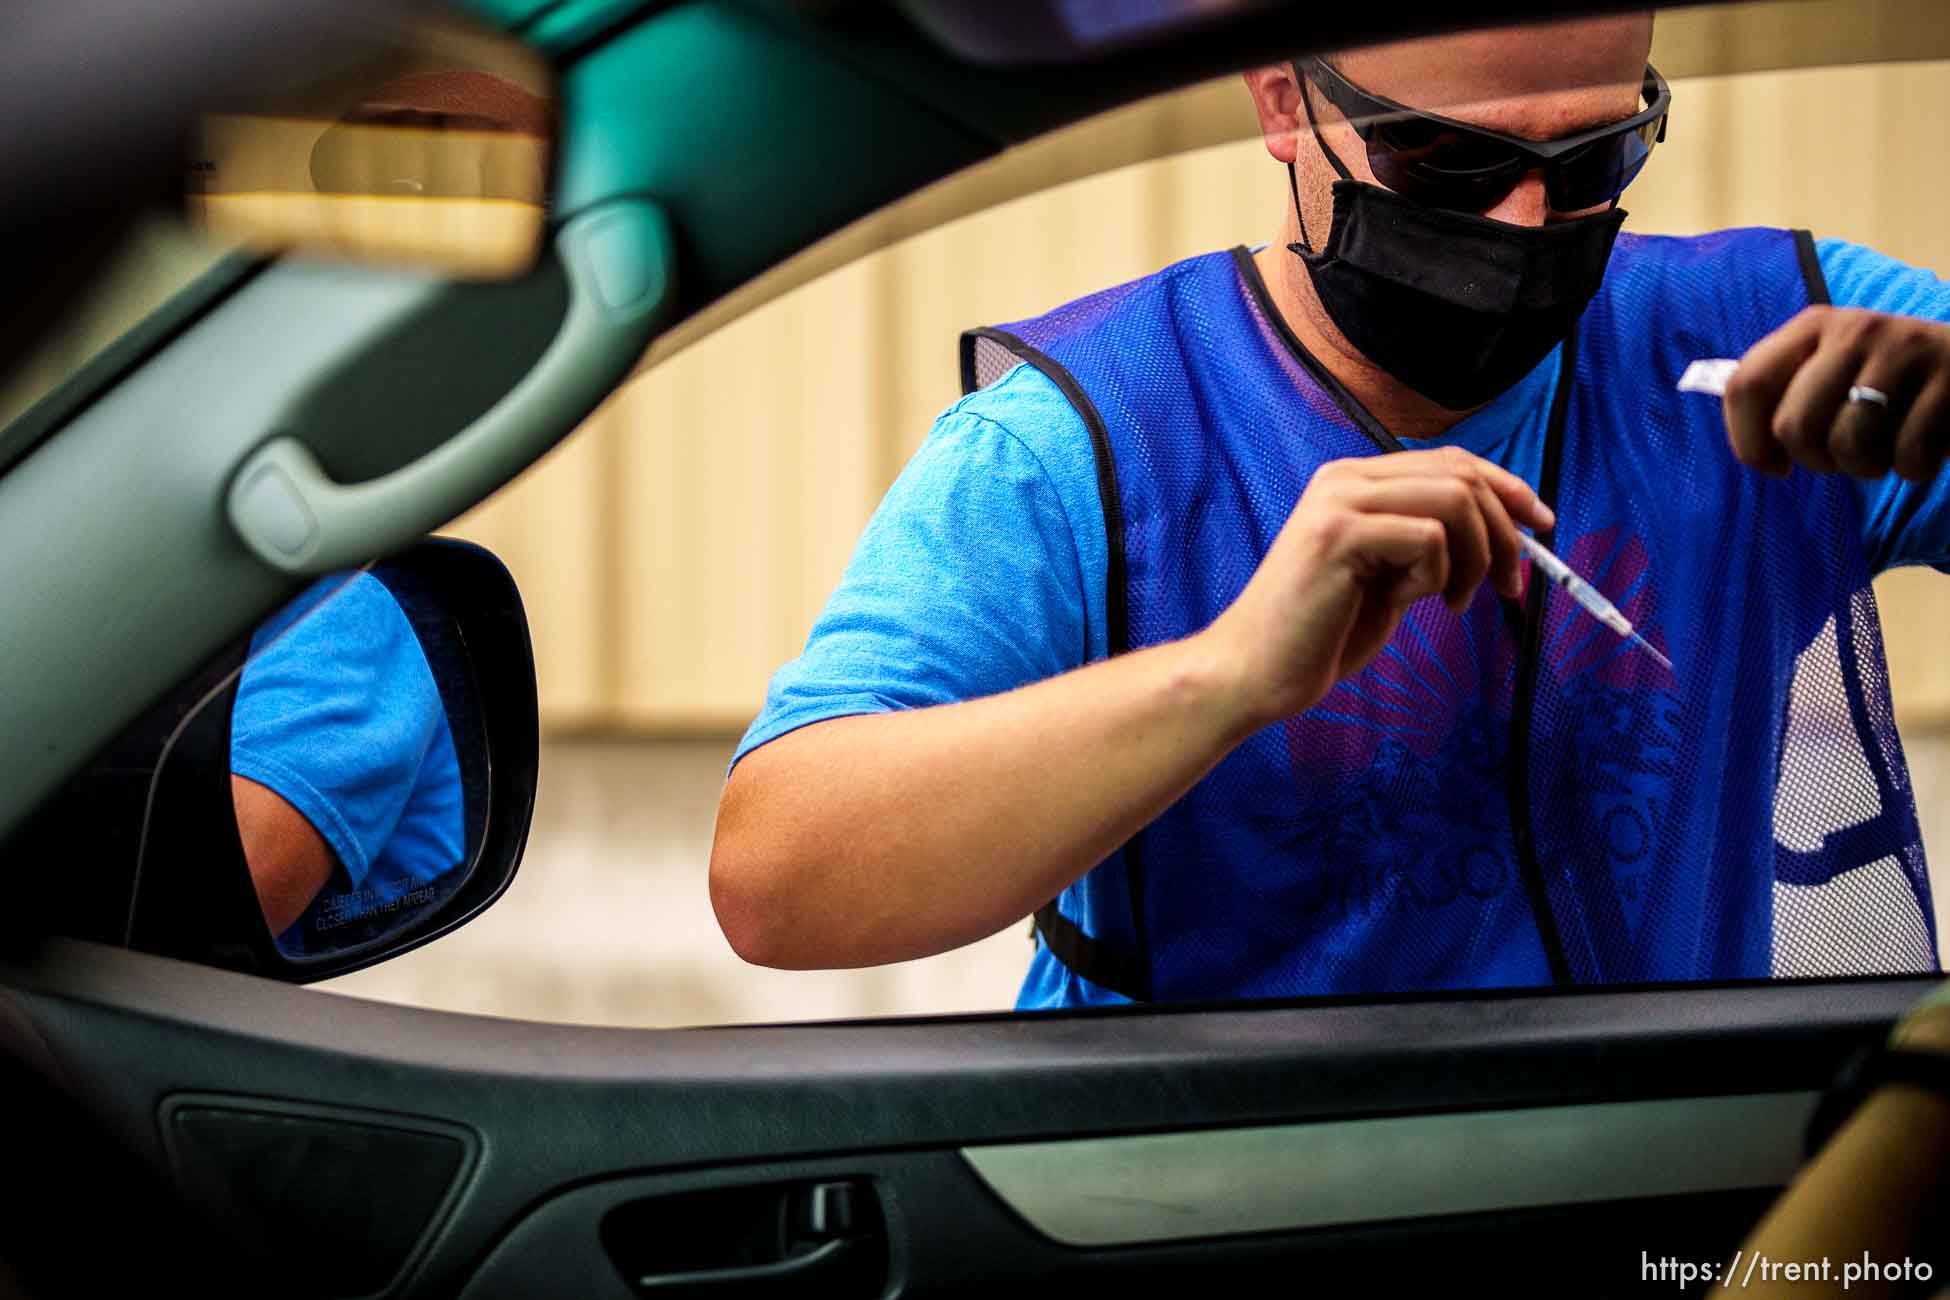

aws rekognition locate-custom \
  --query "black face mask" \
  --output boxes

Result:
[1287,97,1625,410]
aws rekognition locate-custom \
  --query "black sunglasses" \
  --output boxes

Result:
[1299,56,1670,215]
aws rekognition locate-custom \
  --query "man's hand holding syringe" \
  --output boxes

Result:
[714,445,1559,970]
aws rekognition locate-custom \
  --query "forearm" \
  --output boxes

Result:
[1705,1087,1950,1299]
[710,630,1261,969]
[1709,1010,1950,1300]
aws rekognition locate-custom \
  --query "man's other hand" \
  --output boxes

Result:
[1726,306,1950,483]
[1200,446,1554,729]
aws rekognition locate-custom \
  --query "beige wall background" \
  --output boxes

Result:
[446,55,1950,737]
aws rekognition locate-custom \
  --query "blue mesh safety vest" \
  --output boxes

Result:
[961,230,1937,1002]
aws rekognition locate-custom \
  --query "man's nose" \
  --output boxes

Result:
[1480,171,1550,226]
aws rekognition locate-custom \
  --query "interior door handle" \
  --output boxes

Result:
[617,1179,876,1297]
[227,197,675,575]
[635,1237,853,1293]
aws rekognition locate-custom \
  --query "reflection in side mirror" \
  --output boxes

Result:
[230,569,480,962]
[30,537,544,983]
[184,15,556,279]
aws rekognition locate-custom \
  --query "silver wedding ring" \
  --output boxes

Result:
[1847,384,1891,408]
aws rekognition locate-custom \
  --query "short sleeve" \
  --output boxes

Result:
[231,572,448,889]
[731,363,1109,769]
[1818,239,1950,573]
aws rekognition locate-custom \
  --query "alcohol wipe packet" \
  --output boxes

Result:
[1677,357,1739,397]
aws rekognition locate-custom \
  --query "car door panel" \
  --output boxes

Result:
[463,1155,1785,1297]
[961,1092,1813,1245]
[0,939,1923,1296]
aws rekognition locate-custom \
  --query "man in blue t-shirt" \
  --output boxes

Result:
[710,15,1950,1007]
[231,570,465,954]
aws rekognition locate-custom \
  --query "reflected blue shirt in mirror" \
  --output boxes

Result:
[730,239,1950,1009]
[232,572,465,935]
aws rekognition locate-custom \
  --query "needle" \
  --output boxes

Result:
[1627,629,1674,673]
[1517,533,1672,672]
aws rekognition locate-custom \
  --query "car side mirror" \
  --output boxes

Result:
[6,538,537,982]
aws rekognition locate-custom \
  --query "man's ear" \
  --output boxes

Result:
[1241,65,1302,166]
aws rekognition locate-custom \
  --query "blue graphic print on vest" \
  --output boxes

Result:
[963,227,1935,1001]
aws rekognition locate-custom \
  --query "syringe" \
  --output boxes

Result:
[1517,533,1673,671]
